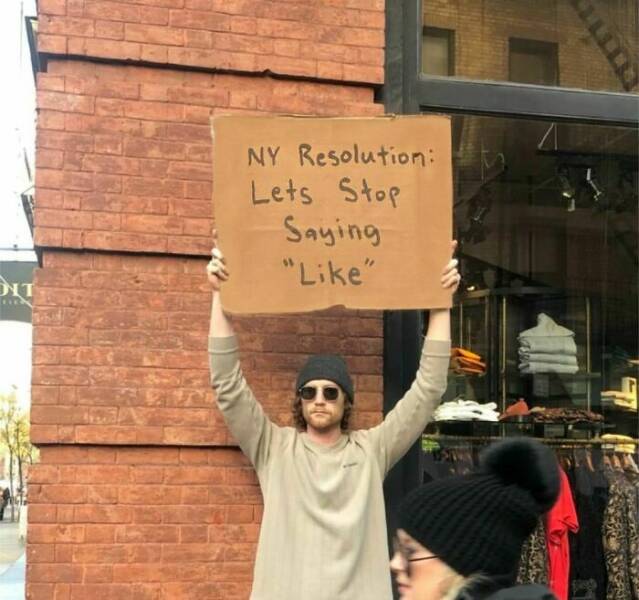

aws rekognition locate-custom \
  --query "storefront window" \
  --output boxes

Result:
[432,114,638,439]
[422,0,639,93]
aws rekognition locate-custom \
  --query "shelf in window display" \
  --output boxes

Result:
[457,286,584,301]
[503,367,601,380]
[426,420,610,441]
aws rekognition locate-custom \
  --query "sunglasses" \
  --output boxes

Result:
[299,385,340,401]
[392,537,439,576]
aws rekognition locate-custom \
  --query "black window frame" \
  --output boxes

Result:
[384,0,639,124]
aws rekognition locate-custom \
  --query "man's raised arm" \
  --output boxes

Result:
[207,241,279,472]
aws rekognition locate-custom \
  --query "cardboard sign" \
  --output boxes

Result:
[211,115,452,314]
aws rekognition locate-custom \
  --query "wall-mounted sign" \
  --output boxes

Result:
[0,262,36,323]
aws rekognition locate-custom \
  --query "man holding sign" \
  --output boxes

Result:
[206,236,459,600]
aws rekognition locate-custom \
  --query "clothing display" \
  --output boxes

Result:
[434,398,500,422]
[518,313,579,375]
[528,407,604,424]
[500,398,531,420]
[601,390,637,412]
[451,347,487,375]
[546,468,579,600]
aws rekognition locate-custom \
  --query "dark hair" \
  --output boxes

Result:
[292,391,353,432]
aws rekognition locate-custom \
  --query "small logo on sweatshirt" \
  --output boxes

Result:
[342,462,359,469]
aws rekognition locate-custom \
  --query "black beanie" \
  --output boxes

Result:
[397,439,560,581]
[296,354,354,402]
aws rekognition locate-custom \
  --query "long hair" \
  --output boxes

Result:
[292,392,353,432]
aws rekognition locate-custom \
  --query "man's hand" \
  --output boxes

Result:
[440,240,460,294]
[206,230,229,292]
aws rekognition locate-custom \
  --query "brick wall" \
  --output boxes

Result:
[27,446,259,599]
[35,61,383,255]
[37,0,385,83]
[30,1,385,598]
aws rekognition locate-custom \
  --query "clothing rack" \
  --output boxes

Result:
[423,435,638,449]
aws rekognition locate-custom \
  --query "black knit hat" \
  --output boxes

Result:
[296,354,354,401]
[398,439,560,581]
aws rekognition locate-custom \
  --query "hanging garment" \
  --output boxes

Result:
[518,518,549,586]
[602,468,639,600]
[568,464,609,600]
[546,467,579,600]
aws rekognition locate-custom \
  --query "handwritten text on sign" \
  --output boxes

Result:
[212,116,452,313]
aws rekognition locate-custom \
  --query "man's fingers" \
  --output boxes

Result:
[441,258,459,275]
[207,258,229,279]
[212,247,224,260]
[441,272,461,288]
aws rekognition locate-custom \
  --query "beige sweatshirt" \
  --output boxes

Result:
[209,335,450,600]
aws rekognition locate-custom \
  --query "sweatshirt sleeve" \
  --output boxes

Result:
[368,338,450,476]
[209,335,279,474]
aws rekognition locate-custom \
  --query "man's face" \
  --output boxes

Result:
[299,379,346,434]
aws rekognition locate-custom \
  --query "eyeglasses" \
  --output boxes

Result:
[299,385,340,401]
[392,537,439,576]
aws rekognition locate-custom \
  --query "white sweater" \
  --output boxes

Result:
[209,335,450,600]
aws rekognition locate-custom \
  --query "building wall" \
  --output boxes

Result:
[29,2,385,598]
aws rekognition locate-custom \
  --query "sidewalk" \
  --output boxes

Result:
[0,520,25,600]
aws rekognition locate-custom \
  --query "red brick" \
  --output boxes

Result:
[125,23,184,46]
[38,74,66,92]
[39,110,67,130]
[169,10,230,31]
[29,564,84,584]
[36,149,65,169]
[84,524,116,543]
[184,29,212,48]
[38,91,94,114]
[29,524,85,543]
[83,1,141,23]
[94,134,123,155]
[95,20,125,40]
[39,0,68,16]
[40,15,95,37]
[38,34,68,54]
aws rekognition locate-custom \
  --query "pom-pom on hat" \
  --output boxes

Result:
[397,439,560,581]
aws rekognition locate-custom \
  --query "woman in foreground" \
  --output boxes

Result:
[391,438,560,600]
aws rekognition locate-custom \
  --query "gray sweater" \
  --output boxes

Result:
[209,335,450,600]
